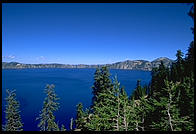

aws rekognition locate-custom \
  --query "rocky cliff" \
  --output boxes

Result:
[2,57,173,71]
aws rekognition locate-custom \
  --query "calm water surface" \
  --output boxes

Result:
[2,68,151,131]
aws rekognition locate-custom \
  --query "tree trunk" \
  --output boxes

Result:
[117,95,120,131]
[167,91,173,131]
[123,102,128,131]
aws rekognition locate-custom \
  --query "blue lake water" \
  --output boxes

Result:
[2,68,151,131]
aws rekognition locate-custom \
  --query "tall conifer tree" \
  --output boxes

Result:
[3,89,23,131]
[75,103,86,130]
[119,87,130,131]
[36,84,60,131]
[150,80,187,131]
[87,66,115,130]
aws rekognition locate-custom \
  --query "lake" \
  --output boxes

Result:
[2,68,151,131]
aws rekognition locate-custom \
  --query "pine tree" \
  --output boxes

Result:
[185,41,194,77]
[91,66,113,106]
[75,103,86,130]
[91,68,102,107]
[150,61,169,98]
[112,76,121,131]
[129,85,151,131]
[144,62,170,131]
[87,88,116,130]
[175,50,185,82]
[36,84,60,131]
[86,66,116,130]
[150,80,187,131]
[177,76,194,131]
[128,97,144,131]
[176,4,194,131]
[170,50,185,82]
[111,76,131,131]
[185,4,194,73]
[185,4,194,75]
[131,80,147,100]
[3,89,23,131]
[147,62,170,130]
[82,108,91,128]
[119,87,130,131]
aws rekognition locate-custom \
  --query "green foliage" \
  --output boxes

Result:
[184,41,194,77]
[67,5,195,131]
[87,91,116,130]
[91,66,113,108]
[86,66,115,130]
[118,87,131,131]
[3,89,23,131]
[112,76,128,131]
[78,46,194,131]
[177,76,194,130]
[128,92,151,131]
[147,50,194,131]
[36,84,60,131]
[75,103,86,130]
[150,80,183,130]
[131,80,147,100]
[171,50,185,82]
[112,76,131,131]
[150,61,170,99]
[112,75,121,131]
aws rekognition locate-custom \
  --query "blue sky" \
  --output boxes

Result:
[2,3,194,64]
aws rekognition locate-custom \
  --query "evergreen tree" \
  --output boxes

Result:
[87,88,116,130]
[75,103,86,130]
[128,97,147,131]
[112,75,121,131]
[145,61,170,131]
[150,61,169,99]
[173,50,185,82]
[185,4,194,74]
[176,50,184,64]
[79,108,91,131]
[36,84,60,131]
[3,89,23,131]
[127,98,138,131]
[86,66,116,130]
[91,66,113,107]
[131,80,147,100]
[111,76,131,131]
[178,5,194,130]
[119,87,130,131]
[129,84,151,131]
[184,41,194,77]
[91,68,102,107]
[177,76,194,130]
[150,80,187,131]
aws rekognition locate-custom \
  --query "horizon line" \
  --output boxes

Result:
[2,57,174,65]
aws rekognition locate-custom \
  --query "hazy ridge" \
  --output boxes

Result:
[2,57,173,71]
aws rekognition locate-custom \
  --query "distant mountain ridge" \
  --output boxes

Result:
[2,57,174,71]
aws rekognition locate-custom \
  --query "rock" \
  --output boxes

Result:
[2,57,174,71]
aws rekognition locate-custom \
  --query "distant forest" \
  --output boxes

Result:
[2,5,194,131]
